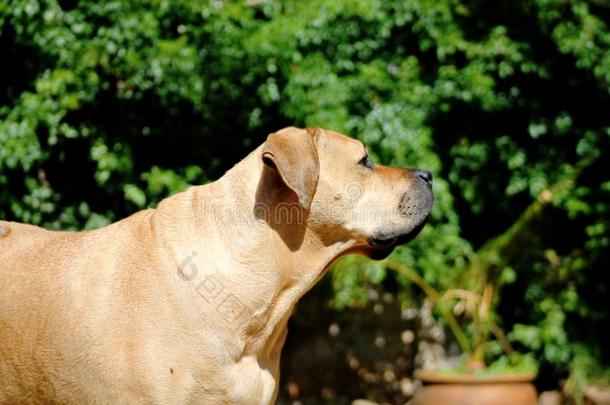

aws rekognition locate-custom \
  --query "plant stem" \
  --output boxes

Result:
[383,259,472,357]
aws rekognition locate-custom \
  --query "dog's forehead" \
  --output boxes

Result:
[318,129,365,156]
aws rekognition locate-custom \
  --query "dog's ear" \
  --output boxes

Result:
[262,127,320,210]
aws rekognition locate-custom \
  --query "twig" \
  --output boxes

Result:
[383,259,472,356]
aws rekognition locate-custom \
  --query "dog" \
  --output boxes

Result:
[0,127,433,404]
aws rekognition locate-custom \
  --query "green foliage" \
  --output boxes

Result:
[2,0,609,398]
[564,346,610,403]
[437,353,539,376]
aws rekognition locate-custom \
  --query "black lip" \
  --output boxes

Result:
[368,220,428,252]
[369,246,396,260]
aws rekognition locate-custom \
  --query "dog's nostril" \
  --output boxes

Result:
[415,170,433,185]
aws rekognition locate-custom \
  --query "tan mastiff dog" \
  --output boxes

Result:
[0,127,433,404]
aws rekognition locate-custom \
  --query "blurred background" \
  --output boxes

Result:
[1,0,609,403]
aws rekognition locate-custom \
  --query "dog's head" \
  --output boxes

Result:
[260,127,434,259]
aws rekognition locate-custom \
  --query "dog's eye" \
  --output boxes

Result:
[358,155,374,169]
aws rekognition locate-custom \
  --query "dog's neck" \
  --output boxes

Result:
[186,147,354,358]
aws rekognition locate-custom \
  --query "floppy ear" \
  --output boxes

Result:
[262,127,320,210]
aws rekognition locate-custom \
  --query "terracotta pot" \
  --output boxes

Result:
[412,370,537,405]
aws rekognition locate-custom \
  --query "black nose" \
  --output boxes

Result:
[415,170,433,186]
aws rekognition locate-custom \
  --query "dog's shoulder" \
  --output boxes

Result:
[0,221,11,238]
[0,220,83,240]
[0,221,70,254]
[0,220,54,239]
[0,221,64,271]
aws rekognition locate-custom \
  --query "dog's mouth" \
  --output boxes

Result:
[367,220,428,260]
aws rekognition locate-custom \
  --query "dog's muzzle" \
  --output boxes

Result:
[367,173,434,259]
